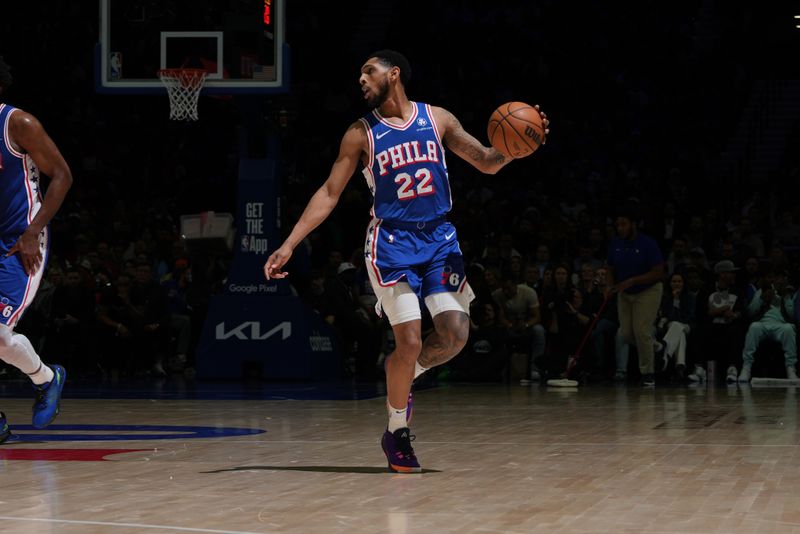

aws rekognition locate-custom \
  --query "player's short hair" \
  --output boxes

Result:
[368,49,411,86]
[0,56,12,91]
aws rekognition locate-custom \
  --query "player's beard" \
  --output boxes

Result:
[366,78,390,109]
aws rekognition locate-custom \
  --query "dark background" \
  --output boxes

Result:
[0,1,799,379]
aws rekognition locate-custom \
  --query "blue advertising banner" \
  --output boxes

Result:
[195,145,341,380]
[196,294,339,380]
[225,157,291,295]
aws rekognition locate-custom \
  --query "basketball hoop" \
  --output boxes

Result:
[158,68,207,121]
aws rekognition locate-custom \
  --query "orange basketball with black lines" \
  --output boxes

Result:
[487,101,545,159]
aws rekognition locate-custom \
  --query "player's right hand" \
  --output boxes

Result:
[264,245,293,280]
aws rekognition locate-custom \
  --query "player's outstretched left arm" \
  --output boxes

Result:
[6,111,73,275]
[433,105,549,175]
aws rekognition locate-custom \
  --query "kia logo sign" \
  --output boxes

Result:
[215,321,291,341]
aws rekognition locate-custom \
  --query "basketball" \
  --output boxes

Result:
[487,101,545,159]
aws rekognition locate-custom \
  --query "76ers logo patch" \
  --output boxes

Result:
[439,253,466,290]
[1,297,12,318]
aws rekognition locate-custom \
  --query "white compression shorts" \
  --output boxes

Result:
[367,280,474,326]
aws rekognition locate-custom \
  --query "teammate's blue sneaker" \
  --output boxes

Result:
[0,412,11,444]
[32,365,66,429]
[381,427,421,473]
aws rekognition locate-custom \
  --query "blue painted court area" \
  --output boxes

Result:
[7,424,266,442]
[0,377,414,401]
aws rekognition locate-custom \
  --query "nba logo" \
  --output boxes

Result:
[241,236,250,251]
[110,52,122,80]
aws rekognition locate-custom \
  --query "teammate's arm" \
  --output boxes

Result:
[263,122,365,280]
[6,111,73,275]
[433,106,549,175]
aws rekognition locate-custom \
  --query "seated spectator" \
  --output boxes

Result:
[587,266,629,381]
[772,209,800,247]
[717,239,737,264]
[741,256,761,304]
[523,264,540,293]
[325,262,380,379]
[666,236,691,276]
[572,243,602,282]
[533,243,551,278]
[538,267,554,298]
[541,264,574,335]
[544,287,592,378]
[492,278,546,383]
[734,216,765,258]
[130,262,172,377]
[688,246,713,285]
[738,269,797,382]
[656,272,696,379]
[161,259,194,371]
[96,274,138,379]
[504,253,525,284]
[690,260,747,383]
[483,267,502,295]
[575,262,598,297]
[654,202,683,251]
[767,245,789,274]
[452,301,509,382]
[46,267,96,375]
[497,233,522,271]
[684,264,706,304]
[304,269,333,321]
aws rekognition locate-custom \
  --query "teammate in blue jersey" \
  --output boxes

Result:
[264,50,548,472]
[0,57,72,444]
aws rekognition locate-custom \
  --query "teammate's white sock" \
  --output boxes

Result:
[0,330,54,385]
[28,361,55,386]
[414,362,428,380]
[387,403,408,433]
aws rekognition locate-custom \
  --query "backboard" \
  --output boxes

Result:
[96,0,287,94]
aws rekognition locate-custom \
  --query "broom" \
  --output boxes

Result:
[547,291,612,387]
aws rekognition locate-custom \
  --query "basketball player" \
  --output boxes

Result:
[264,50,548,472]
[0,57,72,444]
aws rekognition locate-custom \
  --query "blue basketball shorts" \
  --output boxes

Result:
[0,227,49,328]
[364,217,474,325]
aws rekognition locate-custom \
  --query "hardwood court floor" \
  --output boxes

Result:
[1,381,800,533]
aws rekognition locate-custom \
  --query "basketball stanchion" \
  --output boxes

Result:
[547,292,613,388]
[158,68,207,121]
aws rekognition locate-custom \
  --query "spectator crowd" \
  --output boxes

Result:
[2,1,798,386]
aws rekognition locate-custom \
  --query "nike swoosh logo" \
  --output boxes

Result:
[445,231,456,240]
[376,130,390,139]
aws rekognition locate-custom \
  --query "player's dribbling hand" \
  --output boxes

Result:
[264,245,293,280]
[534,105,550,143]
[7,229,42,276]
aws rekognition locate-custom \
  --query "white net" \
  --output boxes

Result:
[158,68,207,121]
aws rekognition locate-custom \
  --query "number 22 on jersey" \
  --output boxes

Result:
[394,168,434,200]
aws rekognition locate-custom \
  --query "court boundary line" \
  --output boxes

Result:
[0,516,264,534]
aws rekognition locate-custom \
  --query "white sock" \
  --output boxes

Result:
[387,403,408,432]
[0,332,53,385]
[29,361,55,385]
[414,362,428,380]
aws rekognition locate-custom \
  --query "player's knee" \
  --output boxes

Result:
[394,330,423,359]
[440,315,469,353]
[450,322,470,352]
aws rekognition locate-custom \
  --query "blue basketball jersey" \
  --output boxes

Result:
[0,104,42,242]
[359,102,451,222]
